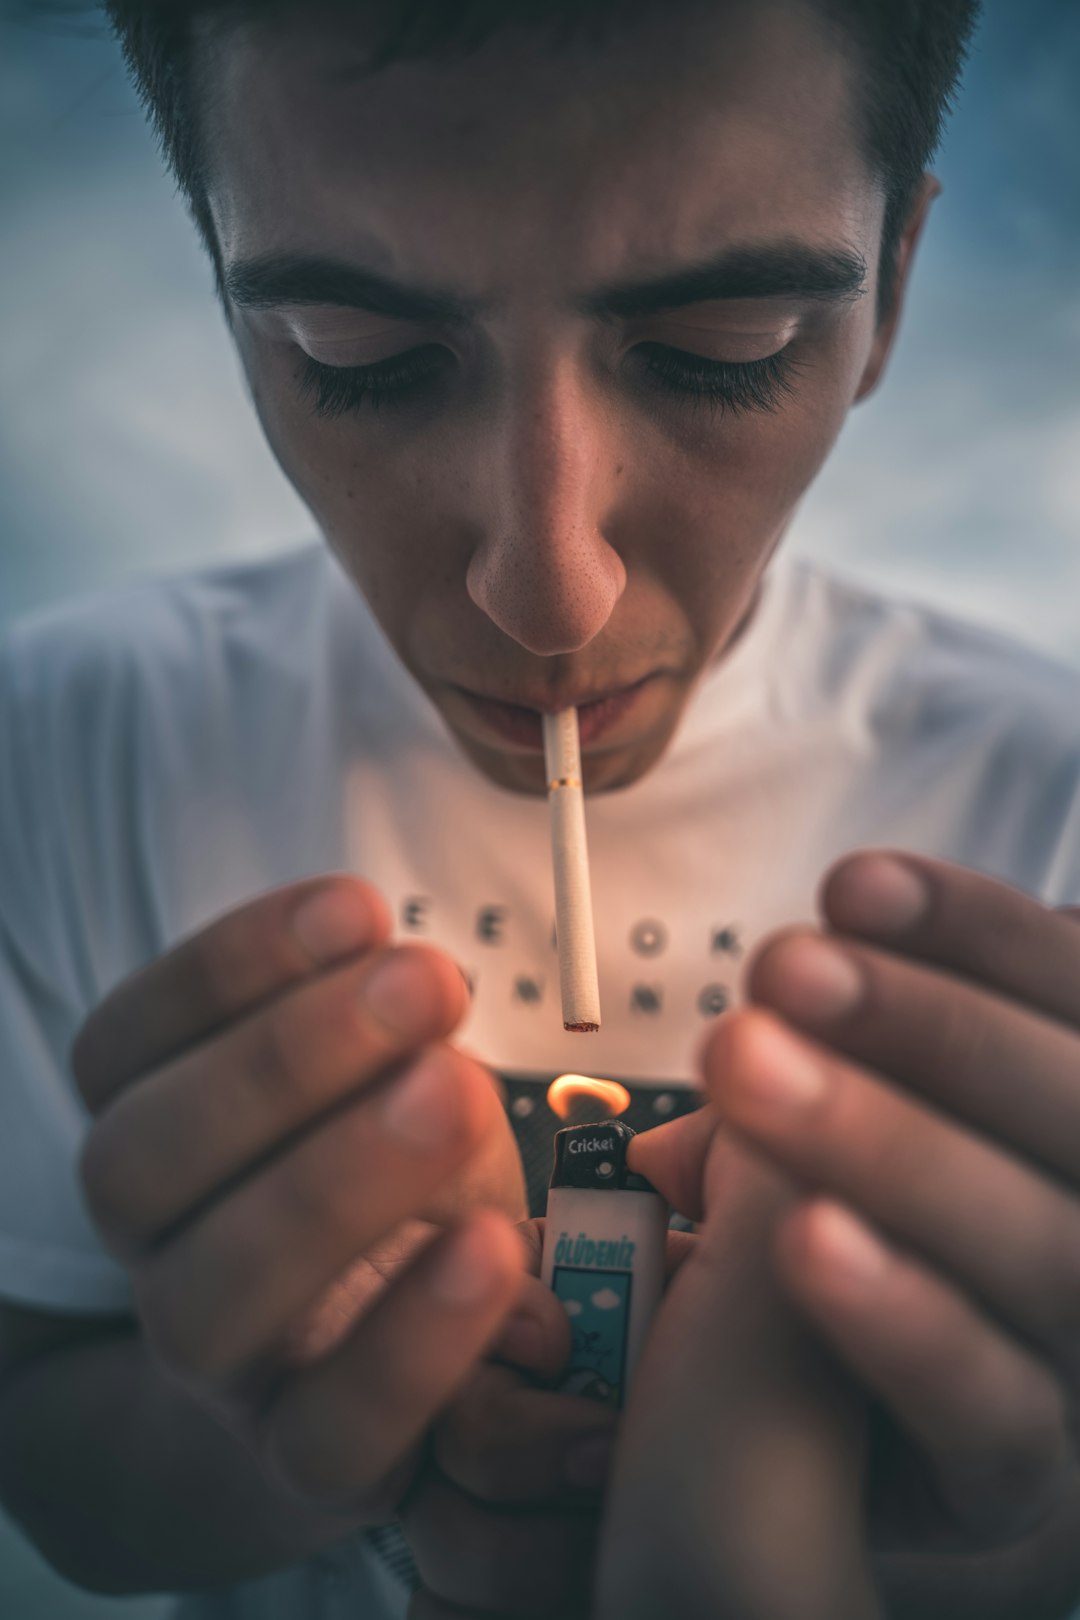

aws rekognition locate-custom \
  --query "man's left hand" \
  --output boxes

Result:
[710,851,1080,1620]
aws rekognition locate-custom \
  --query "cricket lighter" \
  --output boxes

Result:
[540,1118,668,1408]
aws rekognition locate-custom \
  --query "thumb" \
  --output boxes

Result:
[597,1133,881,1620]
[626,1102,716,1221]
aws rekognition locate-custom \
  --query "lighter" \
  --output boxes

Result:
[540,1118,668,1408]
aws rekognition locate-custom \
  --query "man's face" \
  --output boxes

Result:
[206,1,905,795]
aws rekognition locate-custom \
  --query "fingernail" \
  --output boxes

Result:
[428,1219,506,1307]
[771,936,863,1025]
[363,951,433,1037]
[565,1434,615,1490]
[496,1310,546,1368]
[736,1017,825,1112]
[813,1203,889,1283]
[846,856,928,935]
[293,887,375,964]
[381,1052,461,1150]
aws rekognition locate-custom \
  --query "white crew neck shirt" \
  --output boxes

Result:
[3,542,1080,1619]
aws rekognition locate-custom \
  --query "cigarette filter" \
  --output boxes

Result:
[542,708,601,1032]
[540,1119,668,1407]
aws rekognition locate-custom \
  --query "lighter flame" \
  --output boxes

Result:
[546,1074,631,1120]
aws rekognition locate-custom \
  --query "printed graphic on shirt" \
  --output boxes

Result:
[398,892,742,1028]
[552,1264,632,1408]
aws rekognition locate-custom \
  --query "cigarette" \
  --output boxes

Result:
[542,708,601,1032]
[540,1119,668,1407]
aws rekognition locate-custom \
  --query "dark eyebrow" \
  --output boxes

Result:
[224,240,867,324]
[580,243,868,319]
[223,254,479,322]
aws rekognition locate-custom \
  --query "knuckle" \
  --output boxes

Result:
[440,1045,491,1129]
[77,1121,136,1250]
[264,1397,382,1510]
[245,1000,309,1112]
[272,1115,381,1254]
[969,1404,1068,1535]
[710,1004,758,1078]
[272,1146,334,1241]
[437,1526,508,1611]
[488,1520,590,1617]
[245,973,392,1128]
[434,1375,590,1505]
[745,926,811,999]
[826,1068,937,1196]
[77,1126,113,1224]
[1038,1218,1080,1355]
[264,1420,327,1502]
[195,915,259,1015]
[407,1482,591,1618]
[481,1530,529,1611]
[401,1043,492,1153]
[357,881,398,949]
[70,1009,108,1100]
[136,1274,228,1390]
[824,1072,893,1168]
[195,899,295,1019]
[433,1424,510,1500]
[930,988,995,1083]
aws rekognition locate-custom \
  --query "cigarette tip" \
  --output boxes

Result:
[564,1020,600,1033]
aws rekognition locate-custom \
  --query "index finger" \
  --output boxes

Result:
[72,874,392,1113]
[823,852,1080,1029]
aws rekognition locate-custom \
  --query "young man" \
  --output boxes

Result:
[3,1,1080,1616]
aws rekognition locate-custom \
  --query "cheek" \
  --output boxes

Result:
[649,389,850,574]
[241,346,447,591]
[709,345,866,528]
[621,344,864,627]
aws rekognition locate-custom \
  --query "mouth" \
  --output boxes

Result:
[450,675,658,752]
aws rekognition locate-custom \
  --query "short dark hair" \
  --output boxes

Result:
[103,0,982,318]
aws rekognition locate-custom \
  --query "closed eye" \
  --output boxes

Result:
[297,344,451,416]
[632,342,801,414]
[294,339,802,420]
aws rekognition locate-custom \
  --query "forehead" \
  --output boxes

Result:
[204,2,881,292]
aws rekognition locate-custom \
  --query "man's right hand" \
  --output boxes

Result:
[74,875,529,1524]
[596,1111,883,1620]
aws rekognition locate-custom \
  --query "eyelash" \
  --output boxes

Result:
[297,346,449,417]
[297,341,798,420]
[633,343,799,416]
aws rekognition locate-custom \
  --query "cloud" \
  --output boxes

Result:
[591,1288,622,1311]
[0,19,309,627]
[791,264,1080,664]
[563,1299,583,1317]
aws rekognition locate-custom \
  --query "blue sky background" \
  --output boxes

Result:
[2,0,1079,653]
[0,3,1078,1616]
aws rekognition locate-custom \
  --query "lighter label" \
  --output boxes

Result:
[553,1230,636,1268]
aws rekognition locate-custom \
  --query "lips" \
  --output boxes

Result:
[453,676,655,751]
[466,677,652,714]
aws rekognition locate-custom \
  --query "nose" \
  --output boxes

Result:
[465,362,627,655]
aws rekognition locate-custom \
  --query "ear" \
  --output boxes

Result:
[854,174,941,403]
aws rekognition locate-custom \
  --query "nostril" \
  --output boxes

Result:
[466,532,625,656]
